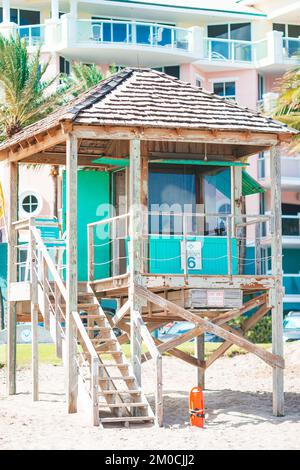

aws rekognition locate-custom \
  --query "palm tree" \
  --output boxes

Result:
[0,34,62,139]
[61,62,116,96]
[274,65,300,150]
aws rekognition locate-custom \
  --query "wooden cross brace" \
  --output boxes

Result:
[135,285,284,369]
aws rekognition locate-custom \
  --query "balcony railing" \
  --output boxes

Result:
[3,20,300,68]
[204,37,253,63]
[16,24,45,47]
[283,37,300,60]
[281,157,300,180]
[76,19,192,51]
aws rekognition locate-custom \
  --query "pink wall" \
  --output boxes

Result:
[181,64,258,110]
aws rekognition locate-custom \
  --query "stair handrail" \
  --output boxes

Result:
[30,226,67,301]
[72,310,100,426]
[72,310,99,361]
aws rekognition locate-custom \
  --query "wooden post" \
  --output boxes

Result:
[270,144,284,417]
[54,283,62,359]
[66,133,78,414]
[7,162,18,395]
[255,223,261,275]
[141,150,149,273]
[226,216,232,275]
[87,225,94,282]
[129,139,143,387]
[231,166,244,275]
[29,219,39,401]
[42,258,50,329]
[195,334,205,389]
[91,357,100,426]
[156,354,163,426]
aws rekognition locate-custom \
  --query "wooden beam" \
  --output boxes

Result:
[66,133,78,414]
[206,304,270,368]
[195,335,205,389]
[73,125,280,147]
[29,220,39,401]
[270,144,284,417]
[7,162,18,395]
[136,285,284,369]
[129,139,143,388]
[112,300,130,326]
[6,129,66,162]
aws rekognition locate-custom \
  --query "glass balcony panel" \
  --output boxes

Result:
[283,37,300,58]
[281,158,300,179]
[233,42,252,61]
[136,24,151,45]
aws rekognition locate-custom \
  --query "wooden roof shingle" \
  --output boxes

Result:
[0,68,295,152]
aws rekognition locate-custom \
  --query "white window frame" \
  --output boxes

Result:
[206,22,252,42]
[211,80,236,100]
[19,191,42,218]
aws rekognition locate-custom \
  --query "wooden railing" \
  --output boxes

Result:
[87,212,273,281]
[138,314,163,427]
[72,311,100,426]
[13,217,100,424]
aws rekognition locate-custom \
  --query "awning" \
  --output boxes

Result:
[242,170,265,196]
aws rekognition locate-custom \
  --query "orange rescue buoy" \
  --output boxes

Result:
[189,386,205,428]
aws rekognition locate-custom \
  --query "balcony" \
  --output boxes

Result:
[69,19,194,66]
[258,155,300,191]
[0,18,299,70]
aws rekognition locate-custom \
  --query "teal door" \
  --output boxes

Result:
[62,170,110,281]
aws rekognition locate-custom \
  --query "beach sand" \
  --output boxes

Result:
[0,343,299,450]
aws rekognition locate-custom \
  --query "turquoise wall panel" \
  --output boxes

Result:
[282,248,300,273]
[149,236,238,275]
[0,243,7,328]
[62,170,110,281]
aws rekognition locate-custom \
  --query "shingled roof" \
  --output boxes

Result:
[0,68,295,151]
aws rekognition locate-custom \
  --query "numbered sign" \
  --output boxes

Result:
[181,241,202,271]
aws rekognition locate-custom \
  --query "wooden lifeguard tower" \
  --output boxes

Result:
[0,68,295,426]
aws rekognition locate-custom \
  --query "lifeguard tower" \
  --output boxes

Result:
[0,69,295,426]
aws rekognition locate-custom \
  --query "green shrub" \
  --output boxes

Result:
[229,313,272,344]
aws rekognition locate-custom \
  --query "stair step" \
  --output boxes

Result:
[101,350,122,356]
[99,376,135,381]
[85,326,111,331]
[77,303,99,310]
[79,314,105,319]
[99,402,148,408]
[98,390,141,396]
[100,416,154,424]
[99,363,129,368]
[95,339,117,346]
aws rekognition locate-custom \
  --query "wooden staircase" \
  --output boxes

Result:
[28,224,154,427]
[70,288,155,426]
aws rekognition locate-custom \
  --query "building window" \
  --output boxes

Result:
[195,77,202,88]
[258,152,265,179]
[207,23,251,61]
[208,23,251,42]
[273,23,300,57]
[0,8,40,25]
[154,65,180,79]
[20,192,41,216]
[213,81,236,100]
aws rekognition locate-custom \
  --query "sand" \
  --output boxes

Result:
[0,343,299,450]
